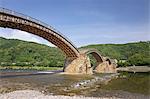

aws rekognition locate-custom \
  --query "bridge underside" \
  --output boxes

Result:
[0,12,79,58]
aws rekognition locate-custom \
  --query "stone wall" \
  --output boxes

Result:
[63,54,117,74]
[63,54,93,74]
[94,61,116,73]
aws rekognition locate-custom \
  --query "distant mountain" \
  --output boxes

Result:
[0,37,149,67]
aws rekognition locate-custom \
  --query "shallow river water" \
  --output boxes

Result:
[0,69,149,98]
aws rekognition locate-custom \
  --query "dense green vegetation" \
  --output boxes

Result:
[0,37,149,68]
[82,41,150,67]
[0,37,65,67]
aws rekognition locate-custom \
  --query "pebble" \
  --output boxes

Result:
[71,73,120,89]
[0,90,121,99]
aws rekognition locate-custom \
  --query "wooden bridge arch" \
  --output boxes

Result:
[0,8,80,58]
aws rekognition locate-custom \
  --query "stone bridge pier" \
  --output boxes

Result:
[94,61,117,73]
[63,49,117,74]
[63,54,93,74]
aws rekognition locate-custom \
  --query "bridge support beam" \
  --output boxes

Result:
[94,61,116,73]
[63,54,93,74]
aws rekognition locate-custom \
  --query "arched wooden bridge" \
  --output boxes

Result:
[0,7,79,58]
[0,8,116,74]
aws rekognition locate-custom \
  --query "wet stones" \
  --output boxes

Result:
[70,73,120,90]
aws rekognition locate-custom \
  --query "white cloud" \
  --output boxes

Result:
[0,28,55,47]
[10,30,41,44]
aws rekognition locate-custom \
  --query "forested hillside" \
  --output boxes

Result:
[82,41,150,66]
[0,37,149,67]
[0,37,65,67]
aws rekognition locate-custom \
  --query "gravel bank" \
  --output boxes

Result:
[0,90,120,99]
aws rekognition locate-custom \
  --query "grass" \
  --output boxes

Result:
[0,66,63,71]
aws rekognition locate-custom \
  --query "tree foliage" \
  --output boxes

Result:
[0,37,65,67]
[81,41,150,67]
[0,37,149,67]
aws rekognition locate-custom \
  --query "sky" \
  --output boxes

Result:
[0,0,149,47]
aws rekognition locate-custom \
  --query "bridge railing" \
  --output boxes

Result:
[0,7,57,32]
[0,7,79,52]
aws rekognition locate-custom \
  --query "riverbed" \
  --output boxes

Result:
[0,69,149,99]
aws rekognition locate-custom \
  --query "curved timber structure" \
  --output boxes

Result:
[0,8,79,58]
[79,48,104,63]
[0,8,116,74]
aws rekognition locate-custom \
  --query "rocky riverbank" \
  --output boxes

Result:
[116,66,150,73]
[1,90,149,99]
[0,70,149,99]
[65,73,120,91]
[0,90,120,99]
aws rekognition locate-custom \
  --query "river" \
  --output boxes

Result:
[0,69,149,98]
